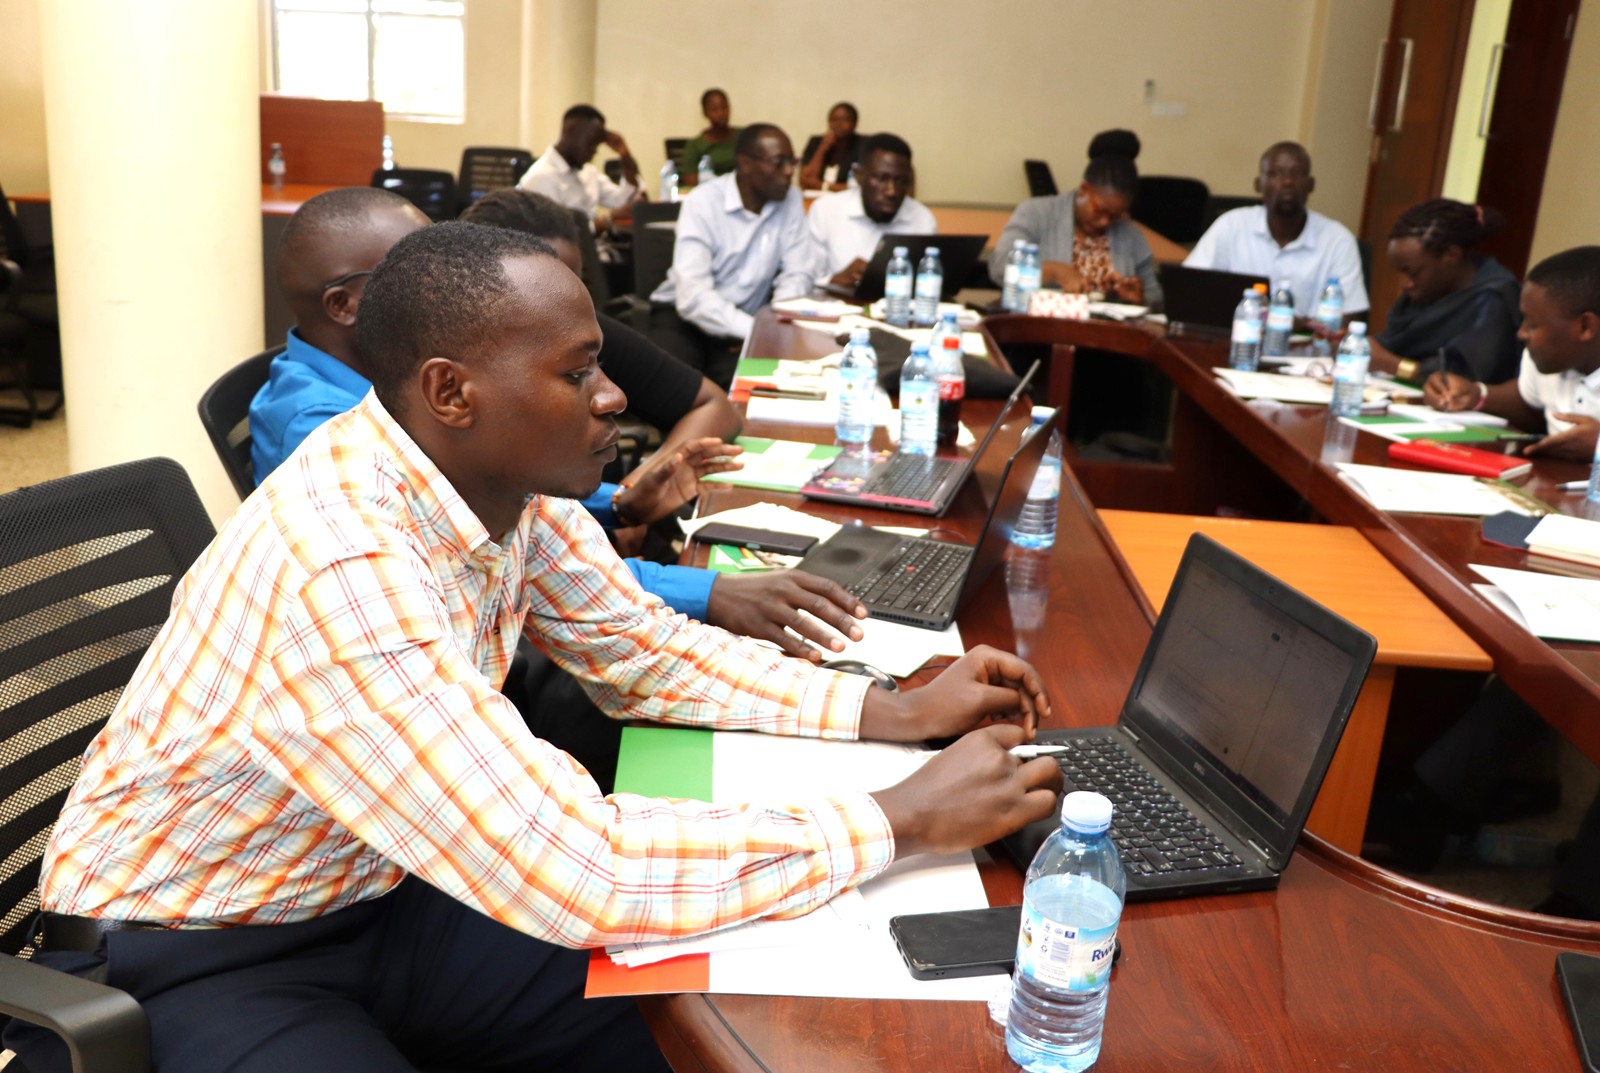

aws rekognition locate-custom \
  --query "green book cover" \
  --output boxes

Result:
[1398,426,1505,444]
[701,436,842,492]
[732,357,780,379]
[614,727,714,799]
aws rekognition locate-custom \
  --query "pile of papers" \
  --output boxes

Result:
[1526,514,1600,569]
[1471,564,1600,643]
[699,437,841,493]
[1335,463,1537,516]
[1340,404,1513,445]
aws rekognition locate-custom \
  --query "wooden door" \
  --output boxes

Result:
[1356,0,1476,328]
[1474,1,1582,278]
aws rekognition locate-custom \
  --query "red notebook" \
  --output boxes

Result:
[1387,438,1533,479]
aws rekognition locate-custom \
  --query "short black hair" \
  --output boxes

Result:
[701,87,727,110]
[861,132,912,164]
[1260,141,1312,172]
[1389,198,1505,255]
[563,104,605,125]
[1082,154,1138,196]
[356,221,557,407]
[459,188,581,248]
[1527,246,1600,319]
[830,101,859,124]
[735,123,785,157]
[280,186,414,254]
[1086,129,1140,162]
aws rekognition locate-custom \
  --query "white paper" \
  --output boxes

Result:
[1086,301,1149,320]
[770,297,865,319]
[608,889,871,968]
[680,502,847,542]
[1527,514,1600,562]
[701,440,831,491]
[791,611,965,675]
[1335,463,1527,516]
[746,387,892,428]
[1470,564,1600,642]
[1335,416,1468,444]
[1388,403,1510,429]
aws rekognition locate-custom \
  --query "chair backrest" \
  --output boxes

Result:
[1023,159,1058,198]
[630,200,682,299]
[1131,176,1212,245]
[197,347,282,500]
[664,138,689,169]
[1200,193,1260,235]
[566,208,611,309]
[0,458,215,959]
[371,168,458,222]
[457,146,535,210]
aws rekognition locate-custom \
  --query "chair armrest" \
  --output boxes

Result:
[0,955,150,1073]
[0,258,21,312]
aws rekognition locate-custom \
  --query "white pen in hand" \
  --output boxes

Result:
[1010,744,1070,759]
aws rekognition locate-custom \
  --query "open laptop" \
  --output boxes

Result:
[1000,533,1376,900]
[794,406,1051,630]
[1158,264,1270,335]
[823,234,989,303]
[799,361,1039,516]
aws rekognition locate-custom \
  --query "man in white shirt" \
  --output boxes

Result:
[807,132,937,290]
[516,104,639,225]
[1185,142,1369,318]
[1423,245,1600,462]
[649,123,814,388]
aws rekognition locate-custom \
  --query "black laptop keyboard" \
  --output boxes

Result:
[1050,736,1247,879]
[858,455,959,503]
[850,539,972,613]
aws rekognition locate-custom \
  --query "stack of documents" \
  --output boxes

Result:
[1526,514,1600,569]
[1471,564,1600,643]
[1340,404,1513,445]
[1214,368,1387,406]
[1336,463,1537,516]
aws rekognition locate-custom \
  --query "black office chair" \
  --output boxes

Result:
[0,258,42,429]
[371,168,458,223]
[663,138,689,171]
[456,147,535,211]
[197,347,282,500]
[1200,194,1259,233]
[1131,176,1211,245]
[1023,160,1058,198]
[629,201,680,301]
[0,457,218,1073]
[0,180,62,425]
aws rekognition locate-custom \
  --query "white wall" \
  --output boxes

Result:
[1529,6,1600,266]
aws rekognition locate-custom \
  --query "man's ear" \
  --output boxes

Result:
[416,357,475,430]
[323,285,359,328]
[1304,174,1317,199]
[1575,311,1600,345]
[1253,173,1265,196]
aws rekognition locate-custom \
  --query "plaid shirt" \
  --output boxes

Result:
[41,393,892,946]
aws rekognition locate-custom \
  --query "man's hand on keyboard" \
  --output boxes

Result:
[870,723,1063,858]
[858,645,1051,742]
[705,570,866,659]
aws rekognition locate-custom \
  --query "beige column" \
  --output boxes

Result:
[38,0,264,524]
[519,0,599,151]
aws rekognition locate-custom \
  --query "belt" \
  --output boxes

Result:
[38,911,173,952]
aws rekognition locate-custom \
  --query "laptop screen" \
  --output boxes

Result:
[1121,535,1375,860]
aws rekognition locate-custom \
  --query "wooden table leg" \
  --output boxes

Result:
[1305,665,1396,853]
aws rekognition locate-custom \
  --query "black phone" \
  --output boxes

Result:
[889,905,1021,981]
[689,523,818,557]
[1558,951,1600,1073]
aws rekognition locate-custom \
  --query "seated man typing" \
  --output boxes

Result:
[10,222,1061,1072]
[806,132,936,291]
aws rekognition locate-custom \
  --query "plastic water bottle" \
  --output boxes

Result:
[1018,243,1043,313]
[884,245,913,328]
[935,334,966,447]
[1002,239,1028,312]
[1330,321,1371,417]
[914,246,943,326]
[1007,791,1126,1073]
[898,341,938,455]
[1263,279,1295,359]
[929,310,960,354]
[1012,407,1061,550]
[380,134,395,171]
[836,328,878,445]
[267,143,287,189]
[1229,287,1262,371]
[697,153,715,187]
[1313,277,1344,358]
[1586,431,1600,504]
[659,160,680,203]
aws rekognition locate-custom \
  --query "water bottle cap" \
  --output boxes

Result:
[1028,405,1057,426]
[925,246,940,257]
[1326,277,1339,286]
[1241,288,1256,298]
[1061,790,1113,833]
[1348,321,1368,335]
[893,246,909,257]
[910,341,930,354]
[849,327,871,344]
[1252,283,1268,295]
[1013,238,1027,250]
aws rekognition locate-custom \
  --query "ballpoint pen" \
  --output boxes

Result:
[1559,480,1591,492]
[1010,744,1071,758]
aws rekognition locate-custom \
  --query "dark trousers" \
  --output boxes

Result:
[7,879,669,1073]
[647,303,741,391]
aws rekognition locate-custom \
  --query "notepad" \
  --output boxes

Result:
[1335,463,1534,516]
[698,437,841,493]
[1471,564,1600,643]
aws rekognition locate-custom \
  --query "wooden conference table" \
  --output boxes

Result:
[637,308,1600,1073]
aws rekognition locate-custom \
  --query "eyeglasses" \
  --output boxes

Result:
[321,269,374,291]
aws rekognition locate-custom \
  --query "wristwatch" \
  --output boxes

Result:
[1395,358,1420,383]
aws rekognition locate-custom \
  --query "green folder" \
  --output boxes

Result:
[613,727,713,799]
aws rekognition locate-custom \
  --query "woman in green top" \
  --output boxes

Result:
[679,88,739,186]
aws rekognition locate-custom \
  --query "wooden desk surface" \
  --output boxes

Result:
[641,308,1600,1073]
[1099,510,1491,671]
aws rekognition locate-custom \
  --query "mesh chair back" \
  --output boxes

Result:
[630,200,681,299]
[1201,194,1259,233]
[457,147,535,210]
[0,458,215,960]
[664,138,689,170]
[197,346,282,500]
[1024,160,1058,198]
[372,168,458,223]
[1132,176,1212,245]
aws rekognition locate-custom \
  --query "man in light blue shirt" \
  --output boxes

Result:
[1185,142,1369,319]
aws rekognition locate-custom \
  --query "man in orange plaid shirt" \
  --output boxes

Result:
[14,222,1062,1073]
